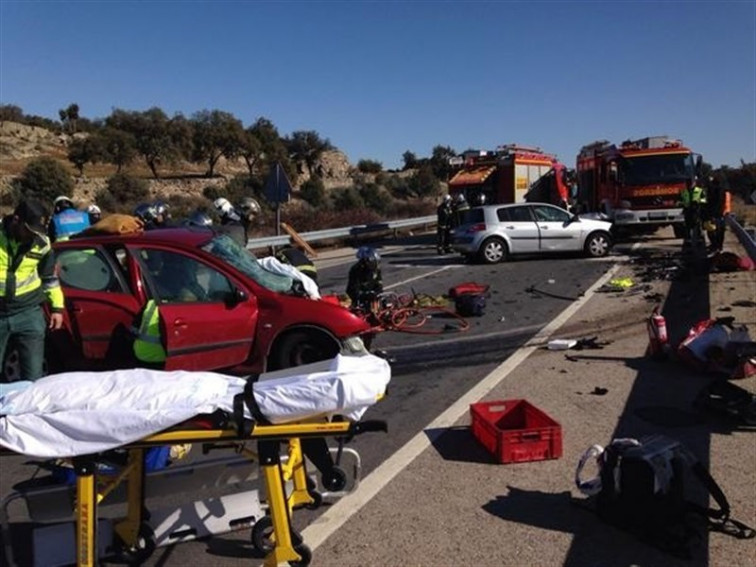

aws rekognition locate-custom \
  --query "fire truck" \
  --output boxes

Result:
[447,144,570,207]
[575,136,699,233]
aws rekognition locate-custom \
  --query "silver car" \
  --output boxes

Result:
[451,203,613,264]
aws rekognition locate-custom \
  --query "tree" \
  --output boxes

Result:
[67,136,105,176]
[331,187,363,210]
[106,107,189,178]
[239,128,263,178]
[249,117,297,184]
[0,104,24,122]
[402,151,418,170]
[96,127,137,173]
[190,109,245,177]
[429,145,456,180]
[408,164,440,198]
[12,157,73,204]
[58,103,80,134]
[285,130,333,178]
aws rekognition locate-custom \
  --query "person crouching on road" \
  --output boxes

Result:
[346,246,383,311]
[0,199,65,381]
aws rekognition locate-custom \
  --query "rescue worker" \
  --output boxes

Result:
[134,202,160,229]
[346,246,383,310]
[152,200,172,227]
[239,196,262,242]
[703,173,730,253]
[452,193,470,228]
[214,197,246,247]
[86,204,102,225]
[678,178,706,244]
[0,199,65,381]
[184,209,213,227]
[436,194,453,254]
[132,298,166,367]
[48,195,90,242]
[276,245,318,283]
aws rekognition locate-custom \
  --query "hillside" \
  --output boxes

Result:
[0,120,357,208]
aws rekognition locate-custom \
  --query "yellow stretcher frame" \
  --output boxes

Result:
[64,418,385,567]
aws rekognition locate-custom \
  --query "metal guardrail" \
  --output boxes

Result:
[246,215,436,250]
[726,213,756,261]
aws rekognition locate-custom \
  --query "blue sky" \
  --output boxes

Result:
[1,1,754,171]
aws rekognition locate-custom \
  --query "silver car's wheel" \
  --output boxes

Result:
[585,232,611,258]
[479,238,507,264]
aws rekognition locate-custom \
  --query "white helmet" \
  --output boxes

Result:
[442,194,451,203]
[86,204,101,215]
[213,197,233,215]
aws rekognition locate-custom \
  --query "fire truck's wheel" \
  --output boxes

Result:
[479,238,507,264]
[290,543,312,567]
[584,232,611,258]
[251,516,274,553]
[271,329,340,370]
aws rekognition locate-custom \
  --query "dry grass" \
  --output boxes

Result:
[731,195,756,226]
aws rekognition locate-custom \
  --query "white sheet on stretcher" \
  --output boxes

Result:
[0,353,390,458]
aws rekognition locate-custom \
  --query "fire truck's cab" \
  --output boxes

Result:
[575,136,698,232]
[447,144,570,207]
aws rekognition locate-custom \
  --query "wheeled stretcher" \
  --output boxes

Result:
[0,354,390,566]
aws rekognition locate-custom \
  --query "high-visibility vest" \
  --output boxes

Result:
[133,299,166,363]
[680,186,706,207]
[0,228,64,310]
[723,191,732,214]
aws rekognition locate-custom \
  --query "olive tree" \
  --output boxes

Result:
[13,157,73,203]
[190,109,245,177]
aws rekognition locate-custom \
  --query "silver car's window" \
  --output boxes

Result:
[533,205,570,223]
[202,234,293,293]
[508,206,535,222]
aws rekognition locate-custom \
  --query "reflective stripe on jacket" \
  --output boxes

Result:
[0,218,64,314]
[680,185,706,207]
[133,299,166,363]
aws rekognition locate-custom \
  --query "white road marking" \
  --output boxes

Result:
[302,259,625,549]
[384,265,456,289]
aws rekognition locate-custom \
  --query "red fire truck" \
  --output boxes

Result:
[575,136,699,234]
[447,144,570,207]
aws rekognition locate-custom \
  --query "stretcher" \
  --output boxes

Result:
[0,354,390,566]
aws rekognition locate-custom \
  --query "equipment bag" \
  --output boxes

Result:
[454,293,486,317]
[576,434,754,558]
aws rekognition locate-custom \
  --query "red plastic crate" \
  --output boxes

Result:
[470,399,562,464]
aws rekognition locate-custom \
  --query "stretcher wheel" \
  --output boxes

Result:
[321,466,347,492]
[291,543,312,567]
[251,516,274,554]
[114,522,156,565]
[305,476,323,510]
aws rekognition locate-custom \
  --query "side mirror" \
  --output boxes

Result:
[225,288,248,307]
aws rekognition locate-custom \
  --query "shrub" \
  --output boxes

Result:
[12,157,73,204]
[331,187,364,210]
[100,173,149,209]
[357,159,383,174]
[300,177,327,208]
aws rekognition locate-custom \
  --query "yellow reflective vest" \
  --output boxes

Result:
[133,299,166,363]
[680,185,706,208]
[0,219,64,315]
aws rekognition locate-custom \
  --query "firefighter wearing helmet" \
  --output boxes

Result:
[49,195,90,242]
[346,246,383,310]
[213,197,246,247]
[452,192,470,228]
[436,194,453,254]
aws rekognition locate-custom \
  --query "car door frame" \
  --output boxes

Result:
[497,205,540,254]
[531,204,581,252]
[129,244,259,371]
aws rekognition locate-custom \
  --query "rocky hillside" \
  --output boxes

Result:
[0,121,357,206]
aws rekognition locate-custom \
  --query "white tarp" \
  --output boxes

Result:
[0,354,390,458]
[258,256,320,299]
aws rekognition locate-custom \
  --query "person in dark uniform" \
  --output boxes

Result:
[346,246,383,310]
[436,194,453,254]
[276,245,318,283]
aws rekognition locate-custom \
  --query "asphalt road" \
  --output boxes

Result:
[0,235,633,567]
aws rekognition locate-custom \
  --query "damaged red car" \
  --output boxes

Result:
[1,228,371,382]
